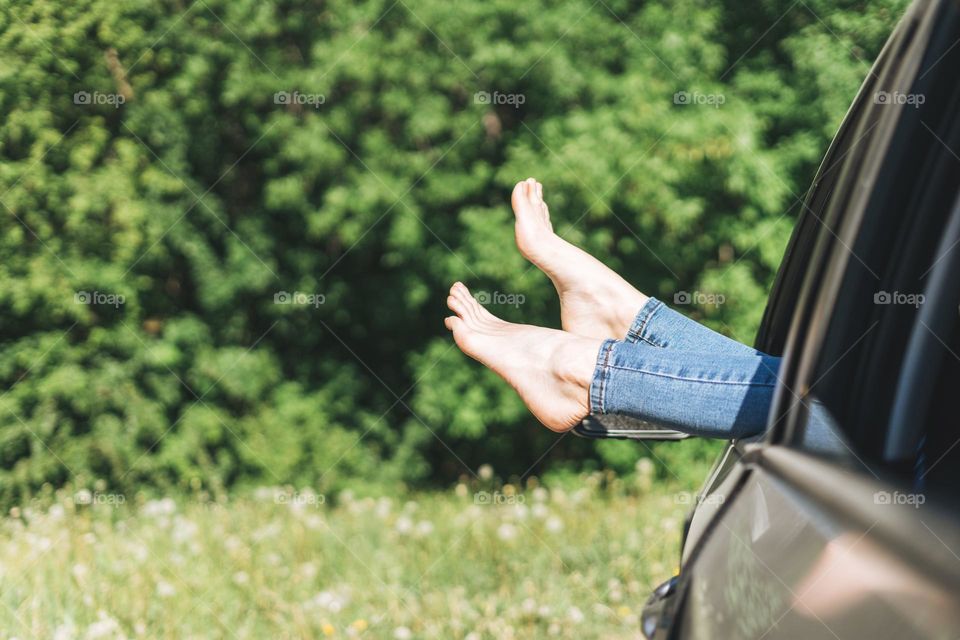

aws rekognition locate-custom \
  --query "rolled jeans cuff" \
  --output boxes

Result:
[589,338,617,414]
[588,338,780,439]
[625,297,666,345]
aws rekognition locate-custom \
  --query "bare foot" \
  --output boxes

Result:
[444,282,600,432]
[511,178,648,340]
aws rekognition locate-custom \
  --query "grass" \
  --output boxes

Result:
[0,464,706,639]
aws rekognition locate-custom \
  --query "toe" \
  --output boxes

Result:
[451,282,471,305]
[447,316,479,354]
[447,294,466,318]
[511,181,528,211]
[535,181,543,200]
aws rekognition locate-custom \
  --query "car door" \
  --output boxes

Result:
[645,0,960,637]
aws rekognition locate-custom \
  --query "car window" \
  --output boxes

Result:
[753,43,886,357]
[778,0,960,465]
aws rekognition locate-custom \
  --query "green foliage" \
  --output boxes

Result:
[0,0,908,504]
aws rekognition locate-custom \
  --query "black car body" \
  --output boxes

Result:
[577,0,960,636]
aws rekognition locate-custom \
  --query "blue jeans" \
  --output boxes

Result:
[589,298,782,439]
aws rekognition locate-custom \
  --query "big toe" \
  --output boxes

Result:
[511,180,533,212]
[445,314,481,355]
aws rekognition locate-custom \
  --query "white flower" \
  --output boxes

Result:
[522,598,537,614]
[84,611,125,640]
[394,627,413,640]
[224,536,244,553]
[532,504,549,519]
[415,520,434,537]
[508,504,529,521]
[299,562,318,580]
[253,486,277,502]
[142,498,176,518]
[568,606,585,624]
[636,458,655,477]
[478,464,494,481]
[496,523,517,541]
[375,497,393,518]
[171,517,198,544]
[313,589,349,613]
[395,516,413,535]
[232,571,249,585]
[53,621,76,640]
[545,517,563,533]
[72,563,89,582]
[252,522,282,542]
[532,487,549,503]
[156,581,176,598]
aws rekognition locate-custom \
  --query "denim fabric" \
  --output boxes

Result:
[592,298,782,438]
[625,297,763,356]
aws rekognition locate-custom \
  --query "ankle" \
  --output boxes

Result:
[552,337,601,392]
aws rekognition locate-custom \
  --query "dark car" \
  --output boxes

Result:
[575,0,960,636]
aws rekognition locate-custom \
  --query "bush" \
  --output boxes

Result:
[0,0,907,505]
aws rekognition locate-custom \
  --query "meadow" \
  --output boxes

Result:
[0,461,705,639]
